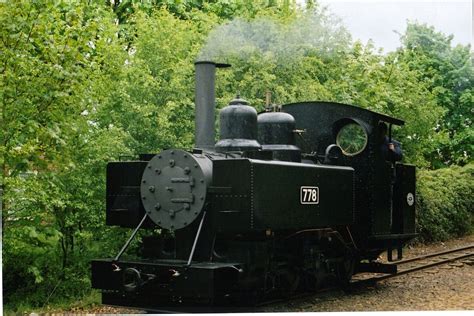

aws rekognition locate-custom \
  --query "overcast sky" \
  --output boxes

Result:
[316,0,472,52]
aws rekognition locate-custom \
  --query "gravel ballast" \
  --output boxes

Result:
[264,234,474,312]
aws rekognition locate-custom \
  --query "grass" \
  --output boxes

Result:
[3,290,101,315]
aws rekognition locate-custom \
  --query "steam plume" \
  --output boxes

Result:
[198,10,350,63]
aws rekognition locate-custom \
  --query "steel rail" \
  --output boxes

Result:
[394,244,474,265]
[353,244,474,286]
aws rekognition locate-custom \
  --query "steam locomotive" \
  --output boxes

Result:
[91,61,416,310]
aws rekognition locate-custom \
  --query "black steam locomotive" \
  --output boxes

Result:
[91,62,416,310]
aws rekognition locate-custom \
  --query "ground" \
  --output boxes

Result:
[264,234,474,312]
[64,234,473,313]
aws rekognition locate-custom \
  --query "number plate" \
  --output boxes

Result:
[300,186,319,204]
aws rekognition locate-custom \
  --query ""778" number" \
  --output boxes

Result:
[300,186,319,204]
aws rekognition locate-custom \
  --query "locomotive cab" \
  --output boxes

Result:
[283,102,416,261]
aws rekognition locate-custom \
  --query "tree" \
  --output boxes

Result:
[397,22,473,167]
[94,8,218,154]
[1,1,131,306]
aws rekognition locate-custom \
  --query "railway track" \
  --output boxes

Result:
[259,244,474,311]
[351,244,474,286]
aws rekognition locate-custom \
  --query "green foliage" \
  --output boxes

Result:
[95,8,217,154]
[416,164,474,241]
[397,22,473,167]
[1,0,131,308]
[108,0,291,23]
[1,0,472,312]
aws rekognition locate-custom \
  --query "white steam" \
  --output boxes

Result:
[198,10,351,62]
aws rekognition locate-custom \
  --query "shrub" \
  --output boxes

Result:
[416,163,474,241]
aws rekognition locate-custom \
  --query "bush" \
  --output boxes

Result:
[416,163,474,242]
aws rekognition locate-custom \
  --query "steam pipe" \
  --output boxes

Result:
[194,61,230,149]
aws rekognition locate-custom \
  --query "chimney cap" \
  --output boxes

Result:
[194,60,231,68]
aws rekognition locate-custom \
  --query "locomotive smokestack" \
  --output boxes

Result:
[194,61,230,149]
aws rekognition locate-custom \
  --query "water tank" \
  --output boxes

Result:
[258,111,301,162]
[215,96,261,152]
